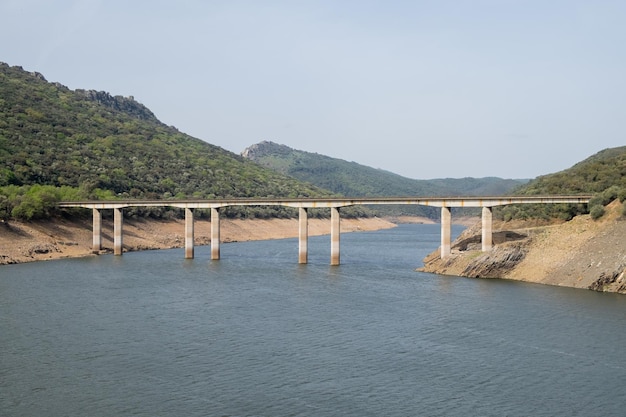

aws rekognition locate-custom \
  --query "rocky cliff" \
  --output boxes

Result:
[420,200,626,293]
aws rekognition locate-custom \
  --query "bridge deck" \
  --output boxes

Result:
[59,195,591,209]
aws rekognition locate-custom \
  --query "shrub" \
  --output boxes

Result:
[588,195,601,207]
[0,194,10,221]
[0,184,93,220]
[590,185,622,207]
[10,185,60,220]
[590,205,606,220]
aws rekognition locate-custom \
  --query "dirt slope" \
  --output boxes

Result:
[0,216,397,265]
[421,200,626,293]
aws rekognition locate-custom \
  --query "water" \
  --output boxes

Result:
[1,224,626,416]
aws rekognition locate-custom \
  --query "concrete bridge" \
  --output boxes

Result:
[58,196,590,265]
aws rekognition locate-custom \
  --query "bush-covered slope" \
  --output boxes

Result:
[518,146,626,195]
[0,63,327,199]
[498,146,626,221]
[0,63,345,219]
[242,141,525,197]
[242,141,526,218]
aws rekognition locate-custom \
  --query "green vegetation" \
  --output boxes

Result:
[497,146,626,221]
[0,184,101,221]
[2,62,623,224]
[242,141,526,219]
[589,205,605,220]
[587,185,626,221]
[1,63,368,220]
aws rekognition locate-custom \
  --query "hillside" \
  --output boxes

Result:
[497,146,626,221]
[421,146,626,294]
[520,146,626,195]
[421,200,626,293]
[242,141,526,218]
[0,63,350,220]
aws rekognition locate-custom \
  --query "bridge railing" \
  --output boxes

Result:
[58,195,592,209]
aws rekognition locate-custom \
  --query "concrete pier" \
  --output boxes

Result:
[92,208,101,253]
[331,207,340,266]
[185,208,194,259]
[482,206,493,252]
[114,208,123,256]
[299,207,308,264]
[441,206,451,258]
[211,207,220,260]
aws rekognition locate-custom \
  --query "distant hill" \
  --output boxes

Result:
[0,63,346,220]
[242,141,526,218]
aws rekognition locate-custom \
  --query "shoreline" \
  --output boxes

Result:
[420,200,626,294]
[2,216,425,266]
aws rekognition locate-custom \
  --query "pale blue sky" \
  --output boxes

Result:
[2,0,625,179]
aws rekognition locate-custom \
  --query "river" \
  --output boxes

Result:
[1,224,625,416]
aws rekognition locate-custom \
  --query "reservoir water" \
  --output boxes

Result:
[1,224,625,416]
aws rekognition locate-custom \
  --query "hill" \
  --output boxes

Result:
[242,141,526,218]
[421,199,626,293]
[421,146,626,294]
[0,63,346,220]
[521,146,626,195]
[497,146,626,221]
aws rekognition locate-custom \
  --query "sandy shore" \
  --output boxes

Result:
[0,216,405,265]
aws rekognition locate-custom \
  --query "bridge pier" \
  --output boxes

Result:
[482,207,493,252]
[92,208,101,253]
[299,208,308,264]
[211,207,220,260]
[331,207,340,265]
[185,208,194,259]
[114,208,123,256]
[441,206,451,258]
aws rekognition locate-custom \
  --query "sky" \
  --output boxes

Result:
[1,0,625,179]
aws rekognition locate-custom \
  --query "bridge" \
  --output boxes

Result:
[59,196,591,265]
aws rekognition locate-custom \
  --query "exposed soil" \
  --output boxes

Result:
[0,215,400,266]
[8,206,622,296]
[420,200,626,294]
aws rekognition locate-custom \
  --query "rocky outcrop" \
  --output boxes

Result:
[76,89,159,122]
[421,226,534,279]
[28,243,59,256]
[461,243,528,278]
[589,269,626,293]
[241,140,293,159]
